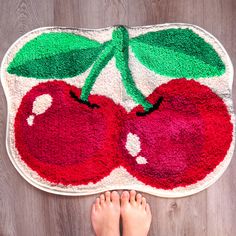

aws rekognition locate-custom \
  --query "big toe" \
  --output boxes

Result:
[121,191,130,206]
[111,191,120,204]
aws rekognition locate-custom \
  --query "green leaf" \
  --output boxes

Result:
[130,28,225,78]
[7,32,107,78]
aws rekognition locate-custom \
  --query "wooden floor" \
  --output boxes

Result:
[0,0,236,235]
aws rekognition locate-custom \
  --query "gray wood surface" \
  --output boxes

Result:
[0,0,235,235]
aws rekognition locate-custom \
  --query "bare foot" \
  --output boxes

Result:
[91,191,120,236]
[121,190,152,236]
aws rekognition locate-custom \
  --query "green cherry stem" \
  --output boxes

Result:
[80,41,114,101]
[113,26,153,111]
[80,26,153,112]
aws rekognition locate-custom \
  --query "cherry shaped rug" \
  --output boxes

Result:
[1,24,235,197]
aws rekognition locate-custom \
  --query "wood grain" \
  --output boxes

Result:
[0,0,235,235]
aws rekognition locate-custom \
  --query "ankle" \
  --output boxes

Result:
[123,229,148,236]
[98,228,120,236]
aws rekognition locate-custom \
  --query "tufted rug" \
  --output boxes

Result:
[1,24,234,197]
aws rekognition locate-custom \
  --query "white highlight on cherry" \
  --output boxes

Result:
[27,94,53,126]
[126,132,141,157]
[27,115,34,126]
[125,132,148,165]
[32,94,53,115]
[136,156,148,164]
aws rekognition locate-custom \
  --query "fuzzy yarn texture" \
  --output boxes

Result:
[1,24,235,197]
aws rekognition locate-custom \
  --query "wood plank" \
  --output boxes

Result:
[0,0,54,236]
[205,1,236,236]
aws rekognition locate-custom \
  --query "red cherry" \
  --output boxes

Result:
[14,81,123,185]
[120,79,233,189]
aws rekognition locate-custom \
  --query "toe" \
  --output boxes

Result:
[130,190,136,204]
[121,191,130,206]
[136,193,142,205]
[92,203,96,214]
[96,197,100,205]
[95,197,100,210]
[146,203,152,216]
[100,194,105,205]
[111,191,120,204]
[145,203,152,223]
[141,197,147,208]
[105,191,111,202]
